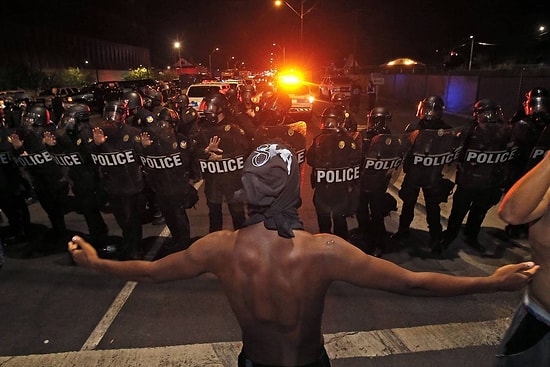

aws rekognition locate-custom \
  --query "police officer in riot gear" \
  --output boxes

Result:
[0,116,31,245]
[91,100,145,260]
[139,107,199,256]
[440,99,514,254]
[8,103,69,252]
[171,93,200,143]
[43,103,111,254]
[331,93,357,132]
[392,95,459,254]
[355,107,398,256]
[306,107,362,240]
[234,84,260,141]
[506,87,550,239]
[254,92,307,164]
[123,90,149,129]
[197,91,251,232]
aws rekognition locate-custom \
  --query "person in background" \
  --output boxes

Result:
[69,143,539,367]
[366,80,376,112]
[496,150,550,366]
[349,79,362,113]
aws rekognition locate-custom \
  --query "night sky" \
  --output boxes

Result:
[3,0,549,71]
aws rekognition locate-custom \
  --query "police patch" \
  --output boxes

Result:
[288,128,294,136]
[180,140,187,149]
[385,137,392,145]
[345,112,350,118]
[76,138,82,146]
[225,124,231,132]
[123,135,129,142]
[437,129,444,136]
[338,140,345,149]
[172,142,178,150]
[351,142,356,149]
[146,116,154,124]
[255,106,260,112]
[134,135,141,142]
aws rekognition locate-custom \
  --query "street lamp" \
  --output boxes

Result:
[227,56,235,69]
[174,41,182,67]
[272,43,286,65]
[209,47,220,75]
[274,0,320,54]
[468,35,474,71]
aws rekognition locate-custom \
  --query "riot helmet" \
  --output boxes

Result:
[240,85,255,103]
[203,92,228,124]
[524,87,550,118]
[156,107,180,129]
[58,103,90,132]
[473,99,504,124]
[367,106,392,130]
[175,93,190,107]
[102,100,128,123]
[148,89,164,106]
[259,92,291,126]
[320,107,345,130]
[22,104,51,128]
[122,91,144,110]
[416,95,445,121]
[331,93,348,108]
[225,88,238,105]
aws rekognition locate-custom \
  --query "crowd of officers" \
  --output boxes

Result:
[0,81,549,263]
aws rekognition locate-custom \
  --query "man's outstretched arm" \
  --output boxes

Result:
[68,234,229,283]
[499,151,550,225]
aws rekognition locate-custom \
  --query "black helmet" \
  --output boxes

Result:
[175,93,190,107]
[23,104,50,128]
[473,99,504,124]
[524,87,550,117]
[149,89,164,105]
[320,107,345,130]
[103,100,128,123]
[59,103,90,132]
[123,91,144,110]
[156,107,180,128]
[331,93,348,108]
[416,95,444,120]
[240,85,255,103]
[225,88,238,104]
[203,92,228,124]
[259,92,291,125]
[367,106,392,130]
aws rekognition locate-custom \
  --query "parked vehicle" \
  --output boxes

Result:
[319,76,352,100]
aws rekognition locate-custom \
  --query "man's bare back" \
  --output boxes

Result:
[69,143,538,367]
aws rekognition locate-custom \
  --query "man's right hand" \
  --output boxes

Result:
[68,235,99,269]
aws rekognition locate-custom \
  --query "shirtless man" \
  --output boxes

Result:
[69,143,538,367]
[497,150,550,366]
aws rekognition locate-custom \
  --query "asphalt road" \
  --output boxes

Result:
[0,96,533,367]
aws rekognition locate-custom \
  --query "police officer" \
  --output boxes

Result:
[0,117,31,245]
[391,95,459,253]
[234,84,260,142]
[197,91,251,232]
[306,107,362,240]
[331,93,357,132]
[139,107,199,255]
[8,103,69,252]
[355,107,399,256]
[254,92,307,165]
[42,103,111,254]
[505,87,550,239]
[170,93,200,144]
[440,99,514,254]
[91,100,145,260]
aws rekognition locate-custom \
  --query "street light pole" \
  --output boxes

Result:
[272,43,286,65]
[209,47,220,76]
[468,35,474,71]
[174,41,181,67]
[274,0,320,55]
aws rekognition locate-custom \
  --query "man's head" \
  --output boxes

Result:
[416,95,444,121]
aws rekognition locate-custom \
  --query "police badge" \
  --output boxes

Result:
[123,135,129,142]
[180,140,187,149]
[338,140,345,149]
[225,124,231,132]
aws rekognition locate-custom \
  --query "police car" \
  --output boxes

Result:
[276,72,315,120]
[185,81,230,115]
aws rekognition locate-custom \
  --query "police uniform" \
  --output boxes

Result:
[45,120,109,250]
[254,121,307,165]
[394,118,461,251]
[90,120,144,260]
[442,119,515,251]
[197,118,251,232]
[10,123,68,249]
[139,118,198,251]
[0,124,30,244]
[306,129,362,239]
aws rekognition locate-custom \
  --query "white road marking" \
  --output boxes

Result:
[1,318,510,366]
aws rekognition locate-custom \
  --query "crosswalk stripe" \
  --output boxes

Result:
[0,318,510,366]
